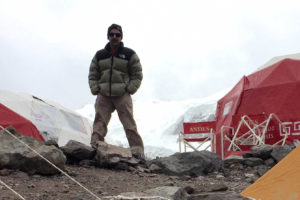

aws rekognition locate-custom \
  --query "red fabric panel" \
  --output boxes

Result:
[215,76,248,157]
[183,121,216,133]
[247,59,300,89]
[0,103,45,141]
[183,121,215,142]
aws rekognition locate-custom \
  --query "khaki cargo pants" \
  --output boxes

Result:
[91,93,144,158]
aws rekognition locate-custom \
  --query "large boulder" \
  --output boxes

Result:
[0,126,66,175]
[144,186,189,200]
[95,141,140,169]
[247,144,273,160]
[151,151,223,177]
[60,140,96,164]
[242,157,264,167]
[271,144,294,162]
[115,186,189,200]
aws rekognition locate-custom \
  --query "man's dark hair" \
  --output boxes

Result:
[107,24,123,38]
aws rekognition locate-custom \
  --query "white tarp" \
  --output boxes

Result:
[0,89,92,146]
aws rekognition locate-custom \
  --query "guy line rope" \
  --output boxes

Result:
[0,179,26,200]
[0,126,173,200]
[0,125,102,200]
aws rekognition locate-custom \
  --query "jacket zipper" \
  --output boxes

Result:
[109,56,113,96]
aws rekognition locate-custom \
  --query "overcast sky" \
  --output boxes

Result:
[1,0,300,110]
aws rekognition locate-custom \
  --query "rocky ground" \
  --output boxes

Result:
[1,127,294,200]
[0,163,251,200]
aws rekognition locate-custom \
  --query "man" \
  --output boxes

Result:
[88,24,145,160]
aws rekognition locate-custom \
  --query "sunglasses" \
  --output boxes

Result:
[109,33,121,38]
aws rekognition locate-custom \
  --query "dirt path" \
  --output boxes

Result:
[0,164,250,200]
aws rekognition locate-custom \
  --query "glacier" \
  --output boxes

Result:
[76,89,228,159]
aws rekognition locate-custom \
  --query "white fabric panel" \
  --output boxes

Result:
[184,133,210,139]
[0,90,92,146]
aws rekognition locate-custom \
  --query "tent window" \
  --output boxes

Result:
[223,101,233,116]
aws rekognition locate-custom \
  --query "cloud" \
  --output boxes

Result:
[1,0,300,109]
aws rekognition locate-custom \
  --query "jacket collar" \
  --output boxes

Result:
[105,42,124,55]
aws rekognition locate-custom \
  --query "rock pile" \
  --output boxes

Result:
[149,151,223,177]
[0,126,66,175]
[224,143,295,183]
[1,126,295,199]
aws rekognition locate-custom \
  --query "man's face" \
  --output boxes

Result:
[108,28,122,46]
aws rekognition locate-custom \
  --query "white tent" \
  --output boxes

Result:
[0,89,92,146]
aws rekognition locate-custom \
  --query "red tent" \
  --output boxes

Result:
[214,58,300,158]
[0,103,45,141]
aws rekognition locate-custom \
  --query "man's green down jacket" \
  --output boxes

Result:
[88,42,143,96]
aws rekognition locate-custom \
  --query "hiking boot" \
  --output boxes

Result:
[90,133,104,149]
[132,152,145,160]
[132,152,146,164]
[91,143,98,149]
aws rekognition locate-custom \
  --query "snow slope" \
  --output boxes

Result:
[77,89,228,158]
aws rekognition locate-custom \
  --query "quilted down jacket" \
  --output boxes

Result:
[88,42,143,96]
